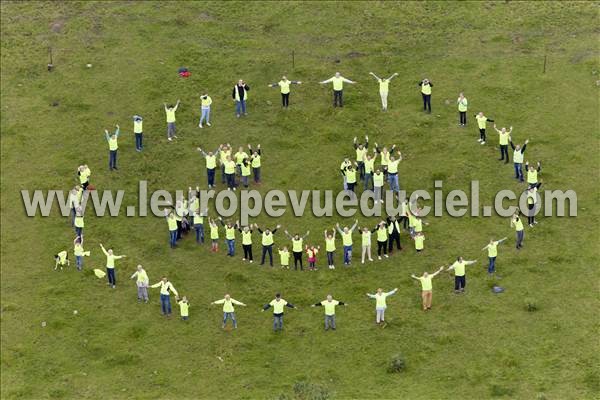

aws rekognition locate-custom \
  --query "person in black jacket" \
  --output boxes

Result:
[232,80,250,117]
[387,216,402,254]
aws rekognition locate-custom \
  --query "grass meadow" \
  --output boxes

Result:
[1,2,599,399]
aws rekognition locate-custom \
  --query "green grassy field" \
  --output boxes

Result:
[1,2,599,399]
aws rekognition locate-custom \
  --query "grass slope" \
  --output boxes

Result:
[1,2,599,399]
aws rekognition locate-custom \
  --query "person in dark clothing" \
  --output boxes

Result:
[257,224,281,266]
[232,80,250,117]
[475,112,494,144]
[418,78,433,113]
[386,216,402,253]
[262,293,296,331]
[268,76,302,108]
[509,137,529,182]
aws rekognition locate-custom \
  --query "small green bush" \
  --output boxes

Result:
[387,354,406,373]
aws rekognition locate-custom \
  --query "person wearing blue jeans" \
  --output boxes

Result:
[104,125,120,171]
[232,80,249,117]
[482,237,507,274]
[150,277,178,316]
[193,210,205,244]
[388,173,399,192]
[199,94,212,128]
[211,294,247,329]
[165,210,178,248]
[336,220,358,266]
[509,137,528,182]
[262,293,296,331]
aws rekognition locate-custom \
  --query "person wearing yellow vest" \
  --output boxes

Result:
[446,257,478,293]
[199,94,212,128]
[68,186,80,226]
[240,158,252,188]
[525,161,542,189]
[150,277,178,316]
[511,213,525,249]
[474,112,494,144]
[457,92,468,126]
[268,76,302,108]
[174,200,188,240]
[232,79,250,118]
[412,231,425,252]
[340,158,352,190]
[99,243,126,288]
[306,244,320,270]
[411,267,444,311]
[375,143,396,178]
[104,124,120,171]
[335,220,358,265]
[222,155,237,191]
[312,294,347,330]
[493,124,512,164]
[218,217,238,257]
[130,264,149,302]
[366,287,398,325]
[77,164,91,190]
[197,146,220,188]
[353,135,369,181]
[284,230,310,271]
[387,151,402,193]
[133,115,143,151]
[399,198,410,230]
[343,163,359,193]
[418,78,433,113]
[373,169,385,204]
[363,152,376,191]
[262,293,297,331]
[177,296,190,321]
[257,224,281,266]
[238,223,257,262]
[386,216,402,253]
[374,221,389,259]
[192,206,207,244]
[358,226,373,264]
[278,246,290,269]
[219,143,232,184]
[74,207,84,237]
[481,237,507,274]
[324,229,337,269]
[164,99,180,141]
[319,72,356,107]
[369,72,398,111]
[248,144,262,184]
[208,217,220,252]
[509,137,528,182]
[73,236,90,271]
[233,146,249,175]
[54,250,69,270]
[525,186,540,227]
[165,209,178,248]
[211,294,247,329]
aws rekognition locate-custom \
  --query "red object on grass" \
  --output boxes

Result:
[179,71,190,78]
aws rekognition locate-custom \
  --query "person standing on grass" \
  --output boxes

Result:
[353,135,369,181]
[475,112,494,145]
[399,199,410,231]
[366,287,398,325]
[54,250,69,270]
[481,238,507,275]
[278,246,291,269]
[239,222,256,263]
[373,169,385,204]
[375,143,396,177]
[211,294,247,329]
[369,72,398,111]
[218,217,238,257]
[284,230,310,271]
[165,209,178,248]
[197,146,220,188]
[358,226,374,264]
[104,124,120,171]
[208,217,220,252]
[411,267,444,311]
[232,79,250,117]
[412,231,425,253]
[150,277,178,317]
[336,220,359,266]
[363,152,375,191]
[511,213,525,249]
[219,143,232,184]
[73,236,90,271]
[199,94,212,128]
[262,293,297,332]
[268,76,302,108]
[164,100,180,141]
[99,243,126,289]
[133,115,143,152]
[418,78,433,113]
[233,146,249,176]
[375,221,389,260]
[68,186,80,226]
[340,158,352,190]
[222,155,237,191]
[130,265,149,303]
[78,165,91,190]
[248,144,262,184]
[493,124,512,163]
[457,92,468,126]
[177,296,190,321]
[240,157,252,188]
[344,163,358,194]
[258,224,282,266]
[387,151,403,193]
[324,229,337,270]
[510,137,528,182]
[306,244,320,270]
[387,216,402,254]
[319,72,356,108]
[526,161,542,188]
[74,207,84,237]
[312,295,347,330]
[525,186,540,227]
[446,257,478,293]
